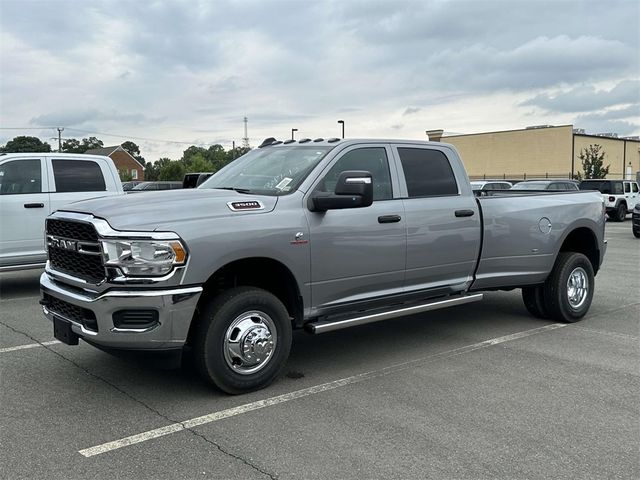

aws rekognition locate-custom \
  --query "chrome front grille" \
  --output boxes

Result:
[46,219,106,284]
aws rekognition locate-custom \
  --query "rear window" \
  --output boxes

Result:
[52,159,106,193]
[579,180,622,194]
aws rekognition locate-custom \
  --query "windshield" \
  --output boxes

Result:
[512,181,551,190]
[199,146,334,195]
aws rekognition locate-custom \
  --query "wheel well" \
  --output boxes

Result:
[559,228,600,274]
[187,258,303,345]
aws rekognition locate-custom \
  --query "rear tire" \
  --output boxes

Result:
[614,203,627,222]
[193,287,292,394]
[522,285,549,319]
[633,228,640,239]
[543,252,594,323]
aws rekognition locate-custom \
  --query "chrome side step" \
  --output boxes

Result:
[307,293,484,334]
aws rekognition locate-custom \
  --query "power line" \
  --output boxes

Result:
[0,126,229,147]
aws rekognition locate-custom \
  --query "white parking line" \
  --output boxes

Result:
[0,340,61,354]
[79,323,567,458]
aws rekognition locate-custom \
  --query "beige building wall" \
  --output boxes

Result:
[573,135,627,178]
[442,125,574,179]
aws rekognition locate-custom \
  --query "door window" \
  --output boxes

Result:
[633,183,639,193]
[612,182,624,194]
[397,148,457,197]
[624,182,631,193]
[0,159,42,195]
[317,147,392,201]
[52,159,106,192]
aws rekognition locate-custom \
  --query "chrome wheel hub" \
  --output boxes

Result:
[224,311,277,375]
[567,267,589,309]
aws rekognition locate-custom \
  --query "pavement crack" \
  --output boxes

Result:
[0,319,277,477]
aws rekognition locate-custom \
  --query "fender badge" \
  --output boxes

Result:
[227,200,265,211]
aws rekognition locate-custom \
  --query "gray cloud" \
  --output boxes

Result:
[2,0,639,159]
[521,80,640,113]
[403,107,421,116]
[575,107,639,137]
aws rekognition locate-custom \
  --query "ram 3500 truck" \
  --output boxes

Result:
[40,139,606,393]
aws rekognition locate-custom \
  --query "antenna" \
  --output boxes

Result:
[242,116,250,148]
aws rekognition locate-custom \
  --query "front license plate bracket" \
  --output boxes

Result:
[53,316,79,345]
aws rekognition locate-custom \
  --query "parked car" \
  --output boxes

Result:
[40,138,606,394]
[127,181,182,192]
[578,179,640,222]
[0,153,123,272]
[632,203,640,238]
[121,181,143,191]
[511,180,579,191]
[183,172,213,188]
[470,180,513,195]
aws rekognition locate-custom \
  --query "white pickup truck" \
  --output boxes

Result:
[0,153,123,271]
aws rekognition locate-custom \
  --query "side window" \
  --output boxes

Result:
[624,182,631,193]
[318,147,392,201]
[633,183,639,193]
[397,148,457,197]
[0,159,42,195]
[612,182,624,194]
[52,160,106,193]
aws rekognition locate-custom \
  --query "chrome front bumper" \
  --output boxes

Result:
[40,272,202,350]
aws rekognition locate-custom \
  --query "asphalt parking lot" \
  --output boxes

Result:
[1,221,638,480]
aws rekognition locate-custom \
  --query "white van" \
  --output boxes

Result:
[0,153,123,271]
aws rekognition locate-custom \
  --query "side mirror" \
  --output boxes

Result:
[310,170,374,212]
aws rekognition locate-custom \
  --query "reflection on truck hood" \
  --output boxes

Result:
[58,189,278,231]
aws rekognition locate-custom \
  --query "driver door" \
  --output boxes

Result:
[305,145,406,313]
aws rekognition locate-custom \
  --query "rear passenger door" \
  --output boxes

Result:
[48,157,111,213]
[393,145,481,294]
[0,157,50,267]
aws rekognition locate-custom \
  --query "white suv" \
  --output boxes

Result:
[579,179,640,222]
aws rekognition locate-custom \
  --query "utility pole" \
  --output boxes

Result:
[242,117,250,148]
[57,127,64,151]
[291,128,298,140]
[232,140,236,160]
[337,120,345,139]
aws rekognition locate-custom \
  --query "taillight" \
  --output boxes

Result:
[608,196,615,202]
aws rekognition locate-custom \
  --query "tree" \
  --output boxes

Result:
[580,144,610,179]
[81,136,103,151]
[144,161,159,181]
[0,136,52,153]
[118,169,133,181]
[185,152,213,173]
[61,138,82,153]
[121,141,146,166]
[158,160,185,181]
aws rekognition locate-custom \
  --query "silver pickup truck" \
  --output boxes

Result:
[40,138,606,393]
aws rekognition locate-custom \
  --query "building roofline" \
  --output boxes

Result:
[573,133,640,143]
[442,125,574,139]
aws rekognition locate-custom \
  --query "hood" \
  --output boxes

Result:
[59,189,278,231]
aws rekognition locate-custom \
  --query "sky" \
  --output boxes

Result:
[1,0,639,161]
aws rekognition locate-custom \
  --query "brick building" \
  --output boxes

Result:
[85,145,144,181]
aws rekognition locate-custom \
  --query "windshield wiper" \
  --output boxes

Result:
[213,187,253,194]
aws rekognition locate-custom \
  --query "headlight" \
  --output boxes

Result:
[101,239,187,276]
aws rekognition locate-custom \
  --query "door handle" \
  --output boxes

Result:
[454,209,475,217]
[378,214,401,223]
[24,203,44,209]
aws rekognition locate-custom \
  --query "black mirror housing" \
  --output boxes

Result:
[310,170,374,212]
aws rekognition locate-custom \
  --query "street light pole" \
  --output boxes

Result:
[337,120,344,139]
[291,128,298,140]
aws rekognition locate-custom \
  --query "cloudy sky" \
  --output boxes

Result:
[1,0,638,161]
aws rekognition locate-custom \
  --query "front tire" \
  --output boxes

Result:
[543,252,594,323]
[193,287,292,394]
[633,228,640,239]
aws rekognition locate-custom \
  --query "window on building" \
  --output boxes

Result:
[397,148,458,197]
[131,169,138,180]
[317,147,392,201]
[52,160,106,192]
[0,159,42,195]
